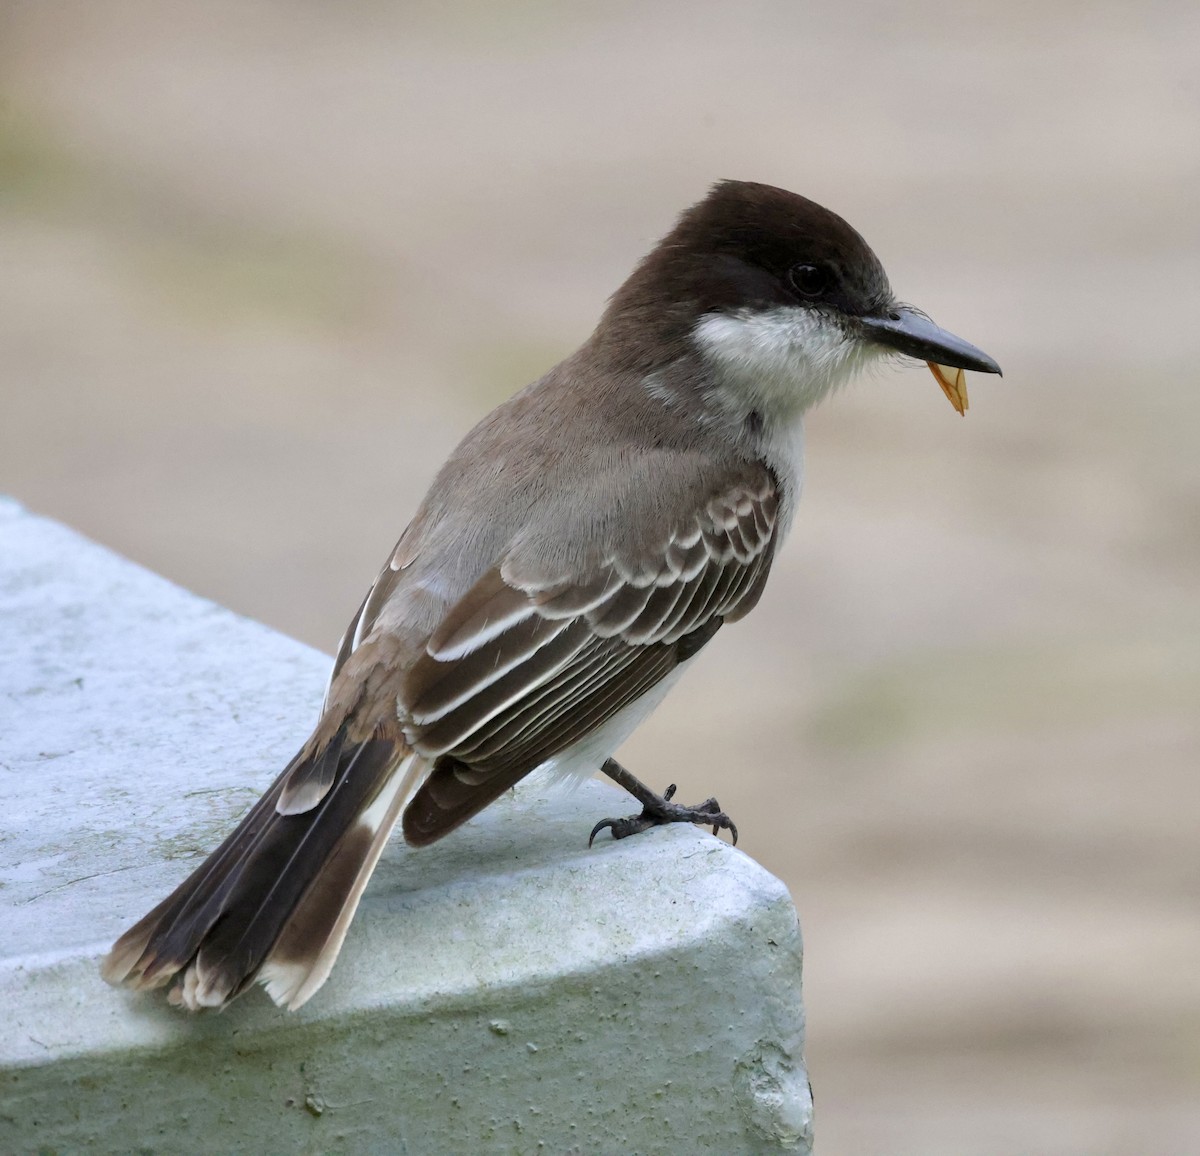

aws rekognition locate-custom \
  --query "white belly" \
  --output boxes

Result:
[533,657,696,786]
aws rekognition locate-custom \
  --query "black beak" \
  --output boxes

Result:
[860,307,1002,375]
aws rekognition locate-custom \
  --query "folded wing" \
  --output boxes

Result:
[399,467,781,844]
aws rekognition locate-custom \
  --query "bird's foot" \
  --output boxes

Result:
[589,771,738,847]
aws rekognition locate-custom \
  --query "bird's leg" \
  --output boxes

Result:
[589,758,738,846]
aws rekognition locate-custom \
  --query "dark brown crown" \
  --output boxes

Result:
[594,180,892,371]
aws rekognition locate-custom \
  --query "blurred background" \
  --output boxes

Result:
[2,2,1197,1151]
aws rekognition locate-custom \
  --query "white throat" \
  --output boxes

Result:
[687,304,882,547]
[693,305,877,423]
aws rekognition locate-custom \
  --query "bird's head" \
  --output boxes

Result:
[603,179,1000,418]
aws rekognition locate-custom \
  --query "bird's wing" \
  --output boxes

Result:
[326,518,424,695]
[397,464,781,845]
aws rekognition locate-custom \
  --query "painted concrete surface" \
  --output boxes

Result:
[0,498,810,1154]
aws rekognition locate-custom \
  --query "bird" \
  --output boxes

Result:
[101,179,1001,1012]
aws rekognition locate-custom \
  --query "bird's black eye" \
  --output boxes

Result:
[787,263,831,299]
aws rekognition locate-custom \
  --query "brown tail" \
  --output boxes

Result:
[101,732,422,1010]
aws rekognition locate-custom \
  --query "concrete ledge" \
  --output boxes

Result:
[0,497,812,1154]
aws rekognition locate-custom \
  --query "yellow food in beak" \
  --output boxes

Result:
[928,362,969,416]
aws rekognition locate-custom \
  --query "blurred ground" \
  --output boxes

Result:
[2,2,1198,1152]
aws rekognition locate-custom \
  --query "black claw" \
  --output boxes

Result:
[588,782,739,847]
